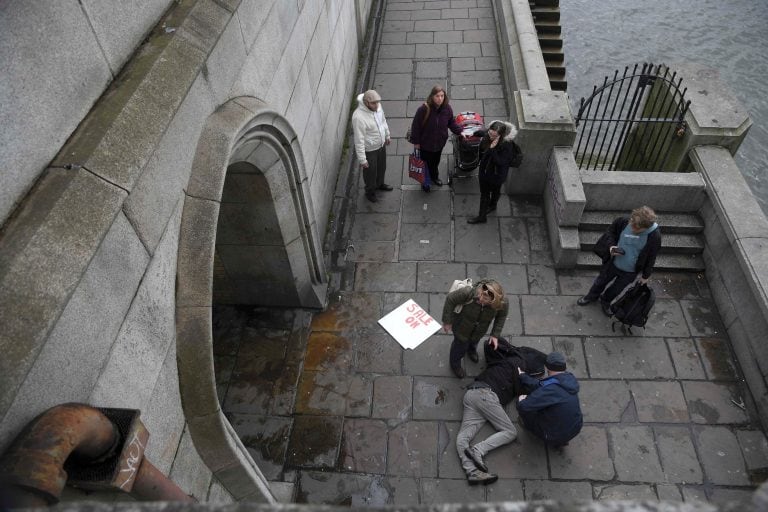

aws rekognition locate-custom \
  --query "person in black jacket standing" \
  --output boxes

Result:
[577,206,661,315]
[467,120,522,224]
[456,338,546,485]
[517,352,583,448]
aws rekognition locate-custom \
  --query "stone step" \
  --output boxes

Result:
[580,229,704,254]
[551,80,568,91]
[579,210,704,234]
[544,53,564,67]
[530,6,561,22]
[576,251,706,272]
[534,20,562,34]
[537,33,563,49]
[530,0,561,7]
[542,48,565,60]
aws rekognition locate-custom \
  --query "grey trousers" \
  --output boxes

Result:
[363,145,387,193]
[456,388,518,474]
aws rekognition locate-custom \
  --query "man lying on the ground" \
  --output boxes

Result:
[456,338,546,485]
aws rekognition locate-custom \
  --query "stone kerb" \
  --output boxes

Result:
[544,147,584,268]
[580,169,707,212]
[691,145,768,431]
[494,0,551,94]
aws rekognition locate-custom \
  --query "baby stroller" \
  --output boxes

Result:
[450,111,485,183]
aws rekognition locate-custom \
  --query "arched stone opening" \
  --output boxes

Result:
[175,97,327,501]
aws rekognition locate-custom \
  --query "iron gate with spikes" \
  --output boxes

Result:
[574,63,691,172]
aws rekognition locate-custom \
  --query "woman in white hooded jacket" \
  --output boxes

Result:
[351,90,392,202]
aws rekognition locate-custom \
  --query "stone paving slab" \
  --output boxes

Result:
[524,480,593,501]
[595,484,657,500]
[667,337,707,379]
[694,425,750,485]
[372,375,412,420]
[584,337,675,379]
[413,376,466,420]
[610,426,664,482]
[655,426,704,484]
[682,381,750,424]
[399,223,451,260]
[549,426,614,481]
[579,380,632,422]
[387,421,439,477]
[630,380,690,423]
[340,418,388,474]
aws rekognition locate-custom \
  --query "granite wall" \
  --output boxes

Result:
[0,0,372,503]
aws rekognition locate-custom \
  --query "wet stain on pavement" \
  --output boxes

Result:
[699,337,736,379]
[287,416,342,468]
[435,389,446,405]
[689,398,720,423]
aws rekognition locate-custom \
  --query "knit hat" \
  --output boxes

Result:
[545,352,567,372]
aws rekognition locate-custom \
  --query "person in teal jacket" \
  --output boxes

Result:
[441,279,508,378]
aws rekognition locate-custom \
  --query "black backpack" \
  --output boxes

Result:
[610,282,655,334]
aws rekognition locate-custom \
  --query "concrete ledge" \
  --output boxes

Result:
[544,148,584,268]
[494,0,550,93]
[0,168,126,416]
[51,0,230,192]
[580,169,706,212]
[693,145,768,431]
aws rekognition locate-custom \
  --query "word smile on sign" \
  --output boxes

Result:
[378,299,441,350]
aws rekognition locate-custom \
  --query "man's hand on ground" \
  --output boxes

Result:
[443,323,452,333]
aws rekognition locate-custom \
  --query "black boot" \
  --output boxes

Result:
[468,197,489,224]
[486,189,500,213]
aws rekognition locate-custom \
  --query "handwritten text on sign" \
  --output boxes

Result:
[378,299,441,350]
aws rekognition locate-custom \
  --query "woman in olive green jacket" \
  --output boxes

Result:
[442,279,508,378]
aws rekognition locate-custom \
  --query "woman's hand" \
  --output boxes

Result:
[443,323,452,333]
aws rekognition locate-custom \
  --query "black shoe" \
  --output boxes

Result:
[601,301,613,316]
[467,469,498,486]
[467,216,487,224]
[467,349,479,364]
[433,178,443,187]
[422,184,431,193]
[365,192,377,203]
[576,297,593,306]
[486,204,497,213]
[464,447,488,472]
[452,366,466,378]
[378,184,393,191]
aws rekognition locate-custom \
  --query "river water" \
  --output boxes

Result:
[560,0,768,213]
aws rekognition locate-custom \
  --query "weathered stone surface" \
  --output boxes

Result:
[404,334,455,377]
[553,336,588,378]
[694,425,750,485]
[229,414,291,481]
[584,337,675,379]
[387,421,439,477]
[668,338,707,379]
[579,380,631,422]
[421,478,485,503]
[610,426,663,483]
[655,426,704,484]
[304,331,354,372]
[413,376,466,421]
[340,418,388,474]
[355,332,403,374]
[295,470,377,505]
[549,426,613,481]
[399,223,452,260]
[168,425,214,501]
[630,381,690,423]
[455,220,502,263]
[287,416,342,469]
[524,480,592,501]
[683,381,750,424]
[488,428,548,479]
[372,375,412,420]
[354,262,418,292]
[696,337,739,380]
[595,484,657,500]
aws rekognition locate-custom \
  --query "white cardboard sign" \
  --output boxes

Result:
[378,299,441,350]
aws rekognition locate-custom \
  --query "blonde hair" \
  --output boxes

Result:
[631,206,657,229]
[478,280,505,310]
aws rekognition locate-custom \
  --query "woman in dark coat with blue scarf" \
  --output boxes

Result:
[468,121,522,224]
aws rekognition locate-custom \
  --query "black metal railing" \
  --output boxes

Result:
[574,63,691,172]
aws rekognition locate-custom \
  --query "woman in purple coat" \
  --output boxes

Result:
[409,85,463,191]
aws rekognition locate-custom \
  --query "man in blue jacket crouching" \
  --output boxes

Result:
[516,352,583,448]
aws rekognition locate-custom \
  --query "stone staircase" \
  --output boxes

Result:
[530,0,567,91]
[576,211,706,272]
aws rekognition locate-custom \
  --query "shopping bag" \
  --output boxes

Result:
[408,150,430,187]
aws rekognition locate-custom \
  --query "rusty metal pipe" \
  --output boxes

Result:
[130,458,195,503]
[0,403,119,507]
[0,403,196,507]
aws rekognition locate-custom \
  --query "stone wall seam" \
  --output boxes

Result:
[77,0,117,78]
